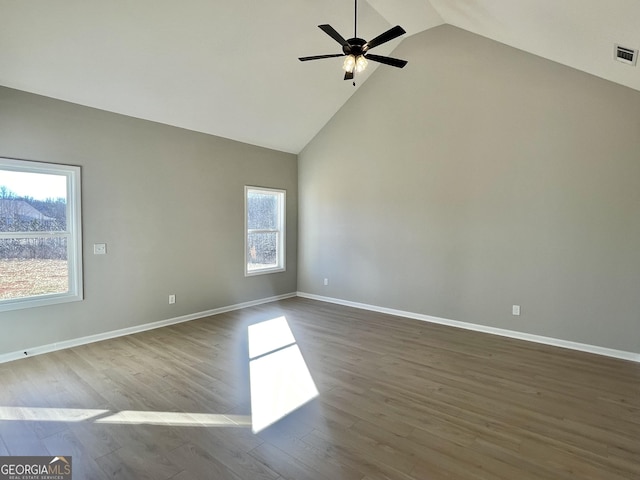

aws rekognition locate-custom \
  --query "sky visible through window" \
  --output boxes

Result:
[0,169,67,200]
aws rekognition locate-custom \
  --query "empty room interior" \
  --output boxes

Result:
[0,1,639,479]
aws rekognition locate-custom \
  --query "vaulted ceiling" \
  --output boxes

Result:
[1,1,638,154]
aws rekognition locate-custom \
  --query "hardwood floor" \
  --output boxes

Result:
[1,297,638,479]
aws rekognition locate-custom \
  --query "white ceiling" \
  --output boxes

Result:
[1,0,638,154]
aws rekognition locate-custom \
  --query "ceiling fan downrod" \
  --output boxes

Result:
[354,0,358,38]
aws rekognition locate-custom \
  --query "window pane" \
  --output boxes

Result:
[247,192,278,230]
[0,238,69,300]
[0,158,81,311]
[247,232,278,271]
[0,170,67,232]
[245,186,285,276]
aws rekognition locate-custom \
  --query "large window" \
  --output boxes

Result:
[0,158,83,312]
[245,186,286,276]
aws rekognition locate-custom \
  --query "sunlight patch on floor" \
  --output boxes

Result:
[0,406,251,427]
[95,411,251,427]
[0,406,108,422]
[248,315,296,358]
[248,316,318,433]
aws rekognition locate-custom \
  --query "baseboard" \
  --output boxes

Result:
[5,291,636,365]
[296,292,640,363]
[0,292,297,365]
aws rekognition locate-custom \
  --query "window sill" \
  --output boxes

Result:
[0,292,83,313]
[245,267,286,277]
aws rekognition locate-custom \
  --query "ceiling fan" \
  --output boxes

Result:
[299,0,408,84]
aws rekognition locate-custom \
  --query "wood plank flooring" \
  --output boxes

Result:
[1,297,638,479]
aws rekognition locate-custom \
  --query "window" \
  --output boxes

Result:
[245,186,285,276]
[0,158,83,312]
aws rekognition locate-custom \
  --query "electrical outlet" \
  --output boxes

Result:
[324,278,329,286]
[169,294,176,304]
[512,305,521,316]
[93,243,107,255]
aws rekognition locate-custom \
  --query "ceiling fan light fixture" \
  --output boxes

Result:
[355,54,368,73]
[342,54,356,73]
[343,54,368,74]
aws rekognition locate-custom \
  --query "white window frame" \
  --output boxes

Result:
[0,158,83,312]
[245,186,286,276]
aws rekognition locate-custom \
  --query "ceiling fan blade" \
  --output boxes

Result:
[365,53,408,68]
[365,25,406,50]
[318,24,348,46]
[344,71,354,81]
[299,54,345,62]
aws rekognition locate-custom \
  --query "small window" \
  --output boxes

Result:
[245,186,286,276]
[0,158,83,312]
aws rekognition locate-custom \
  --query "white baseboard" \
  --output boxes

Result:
[296,292,640,363]
[4,291,637,365]
[0,292,297,365]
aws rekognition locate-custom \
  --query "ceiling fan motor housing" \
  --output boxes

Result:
[343,38,368,56]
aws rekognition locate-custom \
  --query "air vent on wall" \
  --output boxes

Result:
[614,44,638,66]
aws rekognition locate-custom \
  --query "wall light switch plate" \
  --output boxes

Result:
[93,243,107,255]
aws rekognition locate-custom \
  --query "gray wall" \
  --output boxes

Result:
[0,86,297,356]
[298,26,640,353]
